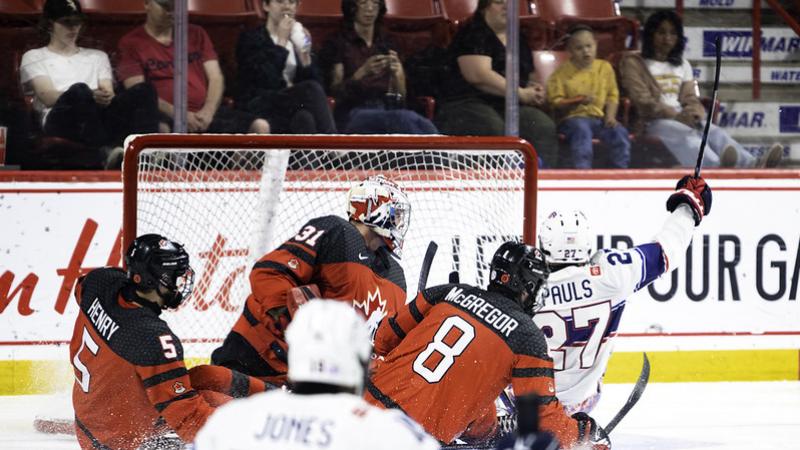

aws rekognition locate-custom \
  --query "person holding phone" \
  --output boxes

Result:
[319,0,437,134]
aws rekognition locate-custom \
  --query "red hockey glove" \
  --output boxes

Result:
[666,175,712,226]
[286,284,321,317]
[572,412,611,450]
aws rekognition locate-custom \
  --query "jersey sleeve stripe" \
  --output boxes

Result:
[242,302,260,326]
[409,300,424,323]
[388,316,406,340]
[539,395,559,405]
[75,417,113,450]
[142,367,188,388]
[229,370,251,398]
[277,243,316,266]
[252,261,303,286]
[516,353,554,369]
[634,243,667,291]
[154,390,199,413]
[365,379,408,415]
[137,360,187,381]
[512,367,554,378]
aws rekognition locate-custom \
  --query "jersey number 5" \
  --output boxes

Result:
[412,316,475,383]
[72,327,100,393]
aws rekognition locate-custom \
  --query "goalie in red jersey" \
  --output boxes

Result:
[70,234,268,450]
[366,242,610,449]
[212,175,412,385]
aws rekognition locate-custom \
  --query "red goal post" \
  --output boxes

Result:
[122,134,538,356]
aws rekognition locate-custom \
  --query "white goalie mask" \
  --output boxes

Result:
[286,300,372,393]
[538,209,593,265]
[347,175,411,255]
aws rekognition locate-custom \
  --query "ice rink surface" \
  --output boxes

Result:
[1,381,798,450]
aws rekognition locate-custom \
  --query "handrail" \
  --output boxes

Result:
[752,0,800,99]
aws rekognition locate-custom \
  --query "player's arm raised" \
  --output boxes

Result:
[599,175,711,298]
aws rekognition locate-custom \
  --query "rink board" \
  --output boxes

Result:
[1,170,800,393]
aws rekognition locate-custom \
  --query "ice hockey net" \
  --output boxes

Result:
[123,134,538,358]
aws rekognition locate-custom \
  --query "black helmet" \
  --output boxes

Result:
[125,234,194,309]
[488,241,550,315]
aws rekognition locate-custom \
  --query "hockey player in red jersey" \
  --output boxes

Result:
[212,174,411,384]
[69,234,268,450]
[366,242,610,449]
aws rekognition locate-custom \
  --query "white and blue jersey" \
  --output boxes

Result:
[194,390,440,450]
[534,206,695,412]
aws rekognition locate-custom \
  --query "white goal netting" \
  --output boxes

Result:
[123,135,537,357]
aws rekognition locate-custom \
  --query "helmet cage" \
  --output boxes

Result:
[348,175,411,254]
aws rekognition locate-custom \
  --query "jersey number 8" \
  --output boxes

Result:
[412,316,475,383]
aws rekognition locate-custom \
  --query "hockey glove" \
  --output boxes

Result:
[571,412,611,450]
[286,284,321,317]
[665,175,712,226]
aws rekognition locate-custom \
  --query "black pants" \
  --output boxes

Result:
[44,82,159,148]
[244,80,336,134]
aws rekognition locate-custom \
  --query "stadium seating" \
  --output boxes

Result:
[439,0,548,52]
[535,0,638,58]
[383,0,450,60]
[296,0,342,53]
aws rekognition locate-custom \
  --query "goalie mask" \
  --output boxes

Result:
[286,300,372,393]
[125,234,195,309]
[538,209,593,266]
[347,175,411,254]
[488,242,550,315]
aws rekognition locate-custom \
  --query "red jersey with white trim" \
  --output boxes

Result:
[70,268,214,450]
[212,215,406,383]
[366,284,585,447]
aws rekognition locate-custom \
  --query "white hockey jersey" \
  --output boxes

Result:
[534,207,695,410]
[193,390,440,450]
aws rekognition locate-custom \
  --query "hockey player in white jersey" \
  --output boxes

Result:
[535,175,711,415]
[194,299,439,450]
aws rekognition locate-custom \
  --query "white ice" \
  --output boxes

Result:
[1,381,798,449]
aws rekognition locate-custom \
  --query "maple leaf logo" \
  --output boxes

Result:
[352,286,387,318]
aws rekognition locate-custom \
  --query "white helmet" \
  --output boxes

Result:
[286,300,372,392]
[538,209,593,265]
[347,175,411,254]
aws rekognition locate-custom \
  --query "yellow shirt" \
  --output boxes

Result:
[546,59,619,121]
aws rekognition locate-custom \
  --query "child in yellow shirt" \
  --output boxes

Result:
[547,25,630,168]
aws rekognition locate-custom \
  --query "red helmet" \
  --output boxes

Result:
[347,175,411,254]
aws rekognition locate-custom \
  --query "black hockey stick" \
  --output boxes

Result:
[694,36,722,177]
[604,352,650,434]
[418,241,438,291]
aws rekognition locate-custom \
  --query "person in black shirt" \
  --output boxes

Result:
[434,0,557,168]
[235,0,336,134]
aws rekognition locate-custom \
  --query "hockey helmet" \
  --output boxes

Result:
[286,300,372,392]
[347,175,411,254]
[488,241,550,315]
[538,209,593,265]
[125,234,195,309]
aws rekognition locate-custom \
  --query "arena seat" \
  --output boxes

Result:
[383,0,450,60]
[534,0,639,58]
[296,0,342,53]
[1,1,43,103]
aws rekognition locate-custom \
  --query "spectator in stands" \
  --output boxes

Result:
[618,10,783,168]
[235,0,336,134]
[434,0,557,168]
[19,0,159,169]
[117,0,270,135]
[319,0,438,134]
[547,25,630,168]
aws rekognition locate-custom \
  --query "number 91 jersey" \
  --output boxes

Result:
[534,243,666,409]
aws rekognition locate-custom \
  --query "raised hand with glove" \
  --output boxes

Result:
[666,175,712,226]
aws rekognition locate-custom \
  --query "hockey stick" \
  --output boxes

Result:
[418,241,438,291]
[604,352,650,434]
[694,36,722,177]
